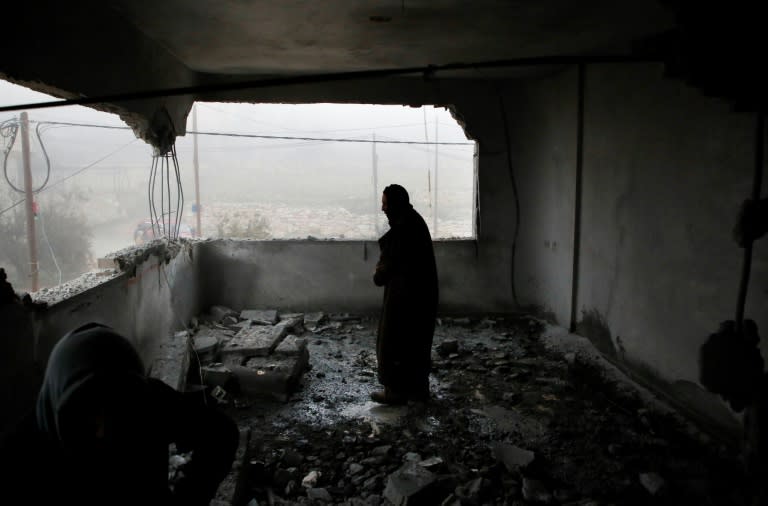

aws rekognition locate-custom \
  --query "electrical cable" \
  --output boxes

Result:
[497,96,521,307]
[31,120,473,145]
[1,117,52,194]
[0,139,138,217]
[735,111,764,332]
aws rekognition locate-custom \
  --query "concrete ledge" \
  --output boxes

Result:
[538,323,739,446]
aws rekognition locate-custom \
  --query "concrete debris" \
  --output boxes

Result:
[209,305,237,322]
[302,470,320,488]
[491,442,535,472]
[522,477,552,503]
[274,467,300,489]
[418,456,443,468]
[240,309,279,325]
[305,311,328,329]
[201,364,232,387]
[223,325,286,358]
[307,487,333,501]
[211,385,228,404]
[193,334,219,355]
[231,355,304,402]
[198,315,747,505]
[383,462,437,506]
[437,339,459,357]
[371,445,392,456]
[639,472,665,495]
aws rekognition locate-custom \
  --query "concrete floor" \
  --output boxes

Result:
[186,314,751,506]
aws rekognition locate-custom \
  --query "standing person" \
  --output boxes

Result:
[0,322,238,505]
[371,184,438,404]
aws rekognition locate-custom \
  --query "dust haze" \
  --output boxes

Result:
[0,80,476,292]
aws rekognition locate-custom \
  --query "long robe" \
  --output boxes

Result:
[374,206,438,393]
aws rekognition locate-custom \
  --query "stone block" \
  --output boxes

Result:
[239,309,278,325]
[222,325,286,358]
[304,311,328,329]
[491,442,535,473]
[274,335,310,377]
[383,462,437,506]
[209,305,237,322]
[231,357,302,401]
[150,332,190,391]
[202,364,233,387]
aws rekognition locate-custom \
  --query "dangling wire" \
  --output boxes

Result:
[1,117,52,194]
[148,143,184,240]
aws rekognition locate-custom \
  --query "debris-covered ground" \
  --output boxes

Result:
[187,311,749,506]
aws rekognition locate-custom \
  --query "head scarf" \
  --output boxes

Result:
[383,184,412,223]
[36,323,147,444]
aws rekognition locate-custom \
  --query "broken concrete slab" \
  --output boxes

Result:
[202,364,233,388]
[383,462,437,505]
[223,315,305,360]
[209,305,237,322]
[491,442,535,472]
[304,311,328,329]
[240,309,278,325]
[223,326,286,358]
[149,331,191,391]
[231,354,307,402]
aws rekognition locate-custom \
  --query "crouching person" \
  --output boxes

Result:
[0,322,238,505]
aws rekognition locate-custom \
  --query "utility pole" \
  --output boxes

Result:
[372,133,379,235]
[193,105,202,237]
[20,112,39,292]
[433,114,439,237]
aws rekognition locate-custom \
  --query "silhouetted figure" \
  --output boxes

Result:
[0,323,238,505]
[0,268,19,306]
[700,198,768,504]
[371,184,438,405]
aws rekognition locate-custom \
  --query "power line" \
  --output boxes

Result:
[0,139,138,217]
[32,120,474,145]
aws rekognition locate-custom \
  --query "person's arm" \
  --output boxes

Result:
[374,232,397,286]
[149,379,239,506]
[735,198,768,247]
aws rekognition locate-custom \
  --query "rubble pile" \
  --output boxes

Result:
[186,305,312,403]
[225,315,748,506]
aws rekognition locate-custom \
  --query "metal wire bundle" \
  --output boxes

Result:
[148,143,184,240]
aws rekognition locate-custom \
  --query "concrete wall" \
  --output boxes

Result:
[443,63,765,430]
[576,63,768,391]
[194,239,510,314]
[0,244,200,430]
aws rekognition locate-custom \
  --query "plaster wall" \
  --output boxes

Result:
[0,246,200,430]
[194,239,509,315]
[576,63,768,390]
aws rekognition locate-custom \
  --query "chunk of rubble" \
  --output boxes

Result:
[240,309,279,325]
[231,350,308,402]
[209,305,237,322]
[639,472,665,495]
[383,462,437,505]
[201,364,232,387]
[223,325,284,358]
[305,311,328,329]
[491,442,535,472]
